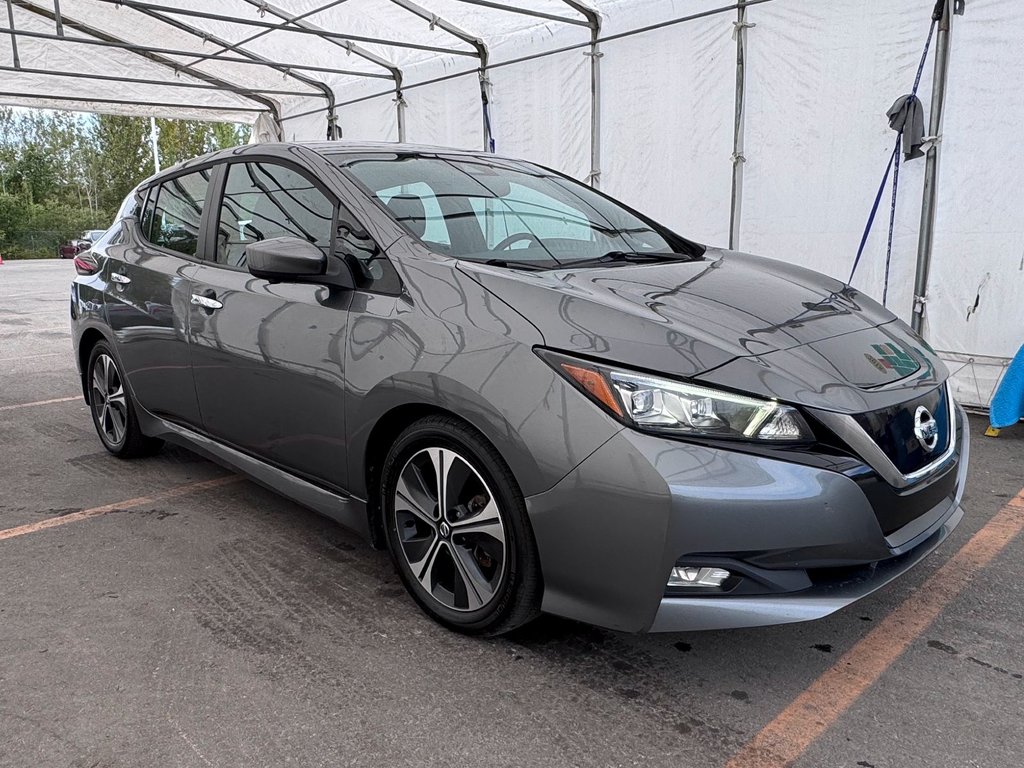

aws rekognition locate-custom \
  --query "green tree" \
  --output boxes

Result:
[0,108,253,259]
[93,115,152,212]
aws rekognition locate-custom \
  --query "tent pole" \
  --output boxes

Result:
[395,72,407,143]
[149,117,160,173]
[588,35,602,188]
[912,0,954,335]
[5,0,19,68]
[454,0,588,26]
[384,1,491,150]
[51,0,61,35]
[573,4,602,188]
[729,1,752,250]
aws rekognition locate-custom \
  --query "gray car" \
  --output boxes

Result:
[70,142,968,636]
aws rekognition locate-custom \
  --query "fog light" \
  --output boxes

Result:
[669,566,731,588]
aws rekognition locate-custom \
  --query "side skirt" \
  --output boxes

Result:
[137,411,371,540]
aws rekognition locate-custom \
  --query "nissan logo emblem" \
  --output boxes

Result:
[914,406,939,452]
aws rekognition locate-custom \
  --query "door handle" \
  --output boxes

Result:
[110,272,131,284]
[191,293,223,310]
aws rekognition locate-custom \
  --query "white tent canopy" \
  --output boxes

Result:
[1,0,1020,408]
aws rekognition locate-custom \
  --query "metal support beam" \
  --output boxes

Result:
[395,89,408,142]
[95,0,477,58]
[5,0,20,68]
[0,64,316,97]
[92,0,338,138]
[238,0,399,77]
[183,0,350,68]
[568,2,603,187]
[0,24,388,79]
[51,0,60,35]
[729,2,753,250]
[453,0,589,26]
[11,2,282,122]
[386,0,491,149]
[912,0,954,335]
[0,90,266,113]
[237,0,406,144]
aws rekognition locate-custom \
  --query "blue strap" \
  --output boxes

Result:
[482,100,496,153]
[848,138,900,285]
[882,143,902,305]
[849,16,938,291]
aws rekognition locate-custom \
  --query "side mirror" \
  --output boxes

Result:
[246,237,326,281]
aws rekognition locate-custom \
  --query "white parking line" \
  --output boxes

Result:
[0,396,80,412]
[0,352,64,363]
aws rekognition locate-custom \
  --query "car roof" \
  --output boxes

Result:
[142,140,521,188]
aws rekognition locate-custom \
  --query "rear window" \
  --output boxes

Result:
[141,169,212,257]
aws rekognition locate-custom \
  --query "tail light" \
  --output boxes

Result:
[74,252,99,275]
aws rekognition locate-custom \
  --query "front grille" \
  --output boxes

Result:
[852,384,951,475]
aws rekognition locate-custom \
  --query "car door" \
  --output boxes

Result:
[188,158,370,490]
[104,169,210,428]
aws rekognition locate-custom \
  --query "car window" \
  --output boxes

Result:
[469,183,593,249]
[215,162,334,269]
[339,155,699,268]
[375,181,451,249]
[139,187,158,242]
[147,169,211,257]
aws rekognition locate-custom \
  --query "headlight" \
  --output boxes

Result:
[538,350,813,442]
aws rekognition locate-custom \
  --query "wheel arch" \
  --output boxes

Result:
[77,326,111,404]
[355,374,543,550]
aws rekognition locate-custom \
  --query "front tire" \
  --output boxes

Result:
[381,415,541,635]
[87,342,162,458]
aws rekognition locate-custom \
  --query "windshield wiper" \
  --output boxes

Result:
[481,258,550,272]
[559,251,694,269]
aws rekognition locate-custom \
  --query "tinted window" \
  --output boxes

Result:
[215,162,334,269]
[139,187,158,242]
[339,155,699,268]
[147,170,211,257]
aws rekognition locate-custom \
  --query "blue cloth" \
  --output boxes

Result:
[990,344,1024,429]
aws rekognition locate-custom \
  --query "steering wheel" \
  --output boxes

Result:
[493,232,540,251]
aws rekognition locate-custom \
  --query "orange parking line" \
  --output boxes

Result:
[0,396,80,412]
[726,490,1024,768]
[0,475,242,542]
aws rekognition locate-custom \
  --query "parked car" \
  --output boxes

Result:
[80,229,108,249]
[70,142,968,636]
[58,230,107,259]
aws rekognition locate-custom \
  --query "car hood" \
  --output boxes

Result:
[458,248,947,413]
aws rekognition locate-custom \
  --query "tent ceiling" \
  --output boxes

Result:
[0,0,621,126]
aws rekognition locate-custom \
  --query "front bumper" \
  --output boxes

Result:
[525,405,969,633]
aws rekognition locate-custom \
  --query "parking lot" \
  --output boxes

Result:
[1,258,1022,768]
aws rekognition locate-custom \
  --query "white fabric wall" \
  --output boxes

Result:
[600,7,735,245]
[926,0,1024,406]
[740,0,937,312]
[488,49,591,179]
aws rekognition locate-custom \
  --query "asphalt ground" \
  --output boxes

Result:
[1,259,1022,768]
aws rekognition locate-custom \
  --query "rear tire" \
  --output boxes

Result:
[381,415,541,636]
[86,341,163,458]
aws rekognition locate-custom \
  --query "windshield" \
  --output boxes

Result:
[335,154,702,268]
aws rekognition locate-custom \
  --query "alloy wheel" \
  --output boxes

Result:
[91,353,128,447]
[393,447,508,612]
